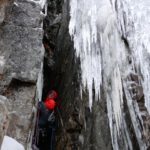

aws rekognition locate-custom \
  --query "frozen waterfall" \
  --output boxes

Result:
[116,0,150,114]
[69,0,150,149]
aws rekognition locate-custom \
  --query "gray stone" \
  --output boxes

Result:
[0,0,44,88]
[5,0,43,28]
[0,24,44,83]
[0,0,45,147]
[2,80,36,144]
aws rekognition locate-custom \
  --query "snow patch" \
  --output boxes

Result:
[0,56,5,74]
[37,63,43,101]
[13,2,19,7]
[39,0,47,9]
[1,136,25,150]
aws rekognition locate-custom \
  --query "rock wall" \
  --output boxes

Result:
[0,0,45,148]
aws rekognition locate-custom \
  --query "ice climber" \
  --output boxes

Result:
[36,90,58,150]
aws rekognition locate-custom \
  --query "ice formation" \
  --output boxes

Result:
[116,0,150,114]
[69,0,150,149]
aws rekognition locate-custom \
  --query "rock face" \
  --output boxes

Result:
[0,0,45,147]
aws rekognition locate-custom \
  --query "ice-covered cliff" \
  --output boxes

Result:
[0,0,150,149]
[69,0,150,149]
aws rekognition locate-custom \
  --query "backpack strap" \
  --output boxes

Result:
[48,111,55,122]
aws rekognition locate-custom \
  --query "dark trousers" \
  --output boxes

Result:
[38,125,56,150]
[47,126,56,150]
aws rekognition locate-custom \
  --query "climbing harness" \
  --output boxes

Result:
[32,93,63,150]
[32,101,57,150]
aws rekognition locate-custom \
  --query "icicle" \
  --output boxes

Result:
[69,0,150,148]
[117,0,150,114]
[69,0,112,108]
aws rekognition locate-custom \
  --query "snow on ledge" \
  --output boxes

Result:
[39,0,47,9]
[0,56,5,74]
[1,136,25,150]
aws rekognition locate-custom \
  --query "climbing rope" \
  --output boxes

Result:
[32,103,40,149]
